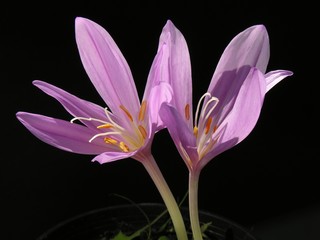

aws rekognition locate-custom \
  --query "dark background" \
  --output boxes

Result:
[2,1,319,240]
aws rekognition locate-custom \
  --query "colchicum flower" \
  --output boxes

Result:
[16,18,188,240]
[159,21,293,239]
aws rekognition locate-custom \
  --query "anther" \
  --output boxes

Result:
[97,123,113,129]
[120,105,133,122]
[138,125,147,139]
[185,104,190,120]
[104,137,118,144]
[119,142,130,152]
[205,117,213,134]
[193,126,198,136]
[138,100,147,122]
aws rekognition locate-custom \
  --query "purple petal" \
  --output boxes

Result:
[265,70,293,92]
[92,151,136,164]
[143,39,172,130]
[16,112,109,154]
[160,20,193,128]
[143,33,170,100]
[33,80,107,129]
[159,103,198,166]
[147,82,173,131]
[75,17,140,117]
[208,25,269,93]
[202,68,266,165]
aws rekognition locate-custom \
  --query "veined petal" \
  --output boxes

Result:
[92,151,137,164]
[75,17,140,116]
[16,112,108,154]
[202,68,266,165]
[208,25,269,93]
[161,20,193,127]
[159,103,197,167]
[33,80,107,129]
[265,70,293,92]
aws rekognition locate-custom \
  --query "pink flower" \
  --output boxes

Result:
[158,21,293,240]
[160,21,293,172]
[16,17,172,164]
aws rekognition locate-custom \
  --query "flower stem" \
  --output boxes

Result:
[189,170,203,240]
[141,154,188,240]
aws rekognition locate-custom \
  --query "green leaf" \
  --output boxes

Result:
[158,236,170,240]
[111,231,134,240]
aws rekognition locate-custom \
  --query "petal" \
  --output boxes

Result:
[202,67,266,165]
[159,20,193,127]
[75,17,140,116]
[143,39,172,131]
[208,25,270,93]
[265,70,293,92]
[159,103,198,166]
[143,34,170,101]
[147,82,173,131]
[33,80,107,129]
[92,151,136,164]
[207,66,253,122]
[16,112,108,154]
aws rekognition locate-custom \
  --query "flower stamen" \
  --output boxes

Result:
[104,137,118,144]
[204,117,213,134]
[119,141,130,152]
[89,131,121,143]
[70,116,107,124]
[193,126,198,136]
[97,123,113,129]
[185,104,190,120]
[138,125,147,139]
[120,105,133,122]
[138,100,147,122]
[103,108,125,131]
[194,93,211,127]
[201,96,219,121]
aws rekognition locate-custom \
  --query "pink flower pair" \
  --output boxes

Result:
[16,18,292,240]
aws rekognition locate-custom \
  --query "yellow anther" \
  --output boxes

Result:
[193,126,198,136]
[104,137,118,145]
[205,117,213,134]
[120,105,133,122]
[185,104,190,120]
[97,123,113,129]
[119,141,130,152]
[139,100,147,122]
[138,125,147,139]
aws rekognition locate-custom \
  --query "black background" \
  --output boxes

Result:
[2,1,319,239]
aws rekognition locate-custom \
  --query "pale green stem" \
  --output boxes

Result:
[189,170,203,240]
[141,154,188,240]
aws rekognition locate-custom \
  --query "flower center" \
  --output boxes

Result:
[70,101,148,153]
[185,93,220,160]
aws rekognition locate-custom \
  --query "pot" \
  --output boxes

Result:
[37,203,257,240]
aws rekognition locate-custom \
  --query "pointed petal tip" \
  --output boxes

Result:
[166,19,174,26]
[243,24,268,38]
[32,79,44,86]
[16,111,22,119]
[16,111,29,125]
[287,70,294,76]
[75,17,95,30]
[75,16,88,25]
